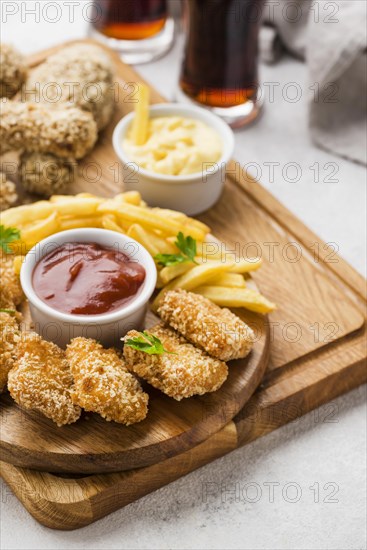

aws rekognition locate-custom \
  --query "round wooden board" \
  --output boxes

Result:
[0,298,269,474]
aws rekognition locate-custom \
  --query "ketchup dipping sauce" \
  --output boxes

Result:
[32,242,146,316]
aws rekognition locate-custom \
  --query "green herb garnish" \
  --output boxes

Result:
[0,308,16,315]
[155,232,198,267]
[0,225,20,254]
[124,331,175,355]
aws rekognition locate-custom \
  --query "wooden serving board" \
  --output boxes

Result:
[0,40,366,529]
[0,42,270,474]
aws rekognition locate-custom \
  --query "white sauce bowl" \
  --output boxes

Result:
[20,228,157,348]
[112,103,235,216]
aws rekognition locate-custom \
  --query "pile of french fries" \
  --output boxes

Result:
[1,191,275,314]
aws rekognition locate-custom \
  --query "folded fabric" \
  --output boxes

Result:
[260,0,367,165]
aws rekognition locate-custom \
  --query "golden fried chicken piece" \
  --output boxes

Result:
[8,332,81,426]
[0,312,20,393]
[66,337,148,425]
[0,101,97,159]
[26,43,115,131]
[0,252,24,308]
[20,44,115,197]
[0,172,18,211]
[158,289,255,362]
[0,43,27,99]
[19,152,75,197]
[123,323,228,401]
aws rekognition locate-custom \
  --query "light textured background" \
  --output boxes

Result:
[0,2,366,549]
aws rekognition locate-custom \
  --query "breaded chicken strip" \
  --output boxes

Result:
[19,152,75,197]
[0,101,97,159]
[8,332,81,426]
[0,312,20,393]
[26,43,115,131]
[0,43,27,99]
[0,172,18,211]
[0,252,24,308]
[123,323,228,401]
[158,290,255,362]
[66,337,148,425]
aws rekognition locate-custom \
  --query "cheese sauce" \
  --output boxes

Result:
[123,116,222,176]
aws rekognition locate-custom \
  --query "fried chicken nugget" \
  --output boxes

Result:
[158,290,255,362]
[66,337,148,425]
[0,101,97,159]
[0,171,18,211]
[0,252,24,308]
[26,43,115,131]
[19,152,76,197]
[0,43,27,99]
[0,312,20,393]
[7,332,81,426]
[123,323,228,401]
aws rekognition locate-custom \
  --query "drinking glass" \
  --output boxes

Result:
[177,0,264,127]
[90,0,175,64]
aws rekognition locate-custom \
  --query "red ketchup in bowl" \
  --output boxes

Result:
[32,242,146,315]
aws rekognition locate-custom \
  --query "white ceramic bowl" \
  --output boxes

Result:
[20,228,157,349]
[112,103,235,216]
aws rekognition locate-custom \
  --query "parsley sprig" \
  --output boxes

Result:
[0,225,20,254]
[155,232,198,267]
[124,331,176,355]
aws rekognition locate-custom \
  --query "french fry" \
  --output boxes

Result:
[196,239,222,260]
[230,257,263,273]
[101,214,126,233]
[127,224,160,257]
[59,216,102,231]
[152,208,187,222]
[13,255,24,275]
[20,212,59,248]
[146,232,177,254]
[76,193,102,199]
[159,262,194,285]
[116,191,142,205]
[0,201,54,228]
[98,203,206,240]
[155,271,165,289]
[183,218,210,235]
[50,193,102,201]
[152,261,235,311]
[152,208,210,235]
[208,273,246,288]
[193,286,276,314]
[131,83,150,146]
[51,197,102,216]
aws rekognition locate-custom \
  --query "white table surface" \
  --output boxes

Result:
[0,3,366,549]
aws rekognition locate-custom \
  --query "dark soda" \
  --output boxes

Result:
[180,0,264,108]
[92,0,168,40]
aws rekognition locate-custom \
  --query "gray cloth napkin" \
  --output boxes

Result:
[260,0,367,165]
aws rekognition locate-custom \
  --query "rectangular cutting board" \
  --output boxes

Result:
[0,39,366,530]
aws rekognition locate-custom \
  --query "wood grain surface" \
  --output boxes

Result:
[0,40,366,530]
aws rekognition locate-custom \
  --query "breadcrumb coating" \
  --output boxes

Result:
[0,252,24,307]
[0,172,18,211]
[19,152,75,197]
[158,290,255,362]
[26,43,115,131]
[0,43,27,98]
[8,332,81,426]
[0,101,97,159]
[66,337,148,425]
[123,323,228,401]
[0,312,21,393]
